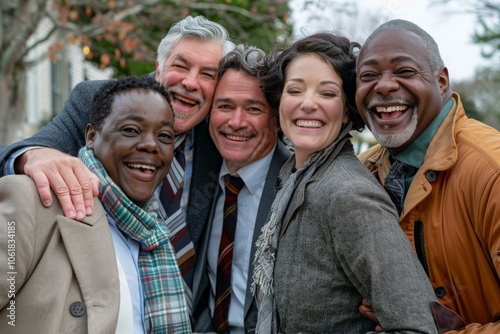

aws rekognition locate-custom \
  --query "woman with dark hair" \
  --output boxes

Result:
[252,33,439,334]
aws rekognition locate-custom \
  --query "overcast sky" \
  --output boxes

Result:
[290,0,491,82]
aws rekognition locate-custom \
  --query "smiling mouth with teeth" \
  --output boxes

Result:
[295,120,323,128]
[126,163,157,173]
[226,134,249,141]
[173,93,197,105]
[374,105,409,119]
[375,105,407,113]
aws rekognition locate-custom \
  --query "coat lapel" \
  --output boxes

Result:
[187,122,222,250]
[57,200,120,334]
[244,141,291,319]
[191,184,221,331]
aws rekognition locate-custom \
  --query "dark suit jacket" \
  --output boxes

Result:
[191,141,291,333]
[0,79,221,250]
[0,175,120,333]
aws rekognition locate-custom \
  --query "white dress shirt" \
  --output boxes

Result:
[108,215,145,334]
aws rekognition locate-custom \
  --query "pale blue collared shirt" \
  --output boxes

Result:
[207,145,276,334]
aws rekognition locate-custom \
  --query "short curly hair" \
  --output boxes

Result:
[259,33,365,132]
[90,75,171,131]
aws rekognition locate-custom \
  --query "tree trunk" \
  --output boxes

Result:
[0,62,27,146]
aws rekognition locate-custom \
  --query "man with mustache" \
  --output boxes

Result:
[0,15,235,313]
[191,44,290,333]
[356,19,500,333]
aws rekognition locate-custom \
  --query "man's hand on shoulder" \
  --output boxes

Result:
[359,298,383,332]
[16,147,99,221]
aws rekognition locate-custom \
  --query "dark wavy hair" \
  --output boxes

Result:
[90,75,171,131]
[216,43,266,80]
[259,33,365,132]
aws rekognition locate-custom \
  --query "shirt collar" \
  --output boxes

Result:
[394,98,453,168]
[174,128,194,150]
[219,145,276,195]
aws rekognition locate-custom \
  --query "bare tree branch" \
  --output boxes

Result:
[1,0,48,73]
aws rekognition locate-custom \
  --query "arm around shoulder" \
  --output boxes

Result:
[331,174,438,334]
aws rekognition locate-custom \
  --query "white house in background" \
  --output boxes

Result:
[20,17,113,142]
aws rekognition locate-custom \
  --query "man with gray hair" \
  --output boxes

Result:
[192,44,290,333]
[0,15,235,312]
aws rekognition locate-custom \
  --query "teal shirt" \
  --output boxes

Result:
[393,98,453,192]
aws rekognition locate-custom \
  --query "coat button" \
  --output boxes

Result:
[69,301,86,317]
[434,286,446,298]
[425,171,437,182]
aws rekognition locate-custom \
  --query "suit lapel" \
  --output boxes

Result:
[57,201,120,334]
[193,184,221,304]
[191,184,222,331]
[187,122,222,250]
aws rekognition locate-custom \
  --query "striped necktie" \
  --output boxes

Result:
[159,133,196,311]
[383,159,418,215]
[213,174,245,333]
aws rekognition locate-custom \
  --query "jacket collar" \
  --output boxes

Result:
[423,93,463,172]
[280,124,354,234]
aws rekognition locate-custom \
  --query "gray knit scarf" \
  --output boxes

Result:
[253,122,353,334]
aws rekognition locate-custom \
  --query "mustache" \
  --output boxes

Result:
[366,97,415,110]
[167,86,204,105]
[218,127,256,137]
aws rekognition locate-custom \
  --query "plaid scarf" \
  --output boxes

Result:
[252,122,353,334]
[79,147,191,333]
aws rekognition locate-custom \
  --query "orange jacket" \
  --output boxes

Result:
[358,93,500,333]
